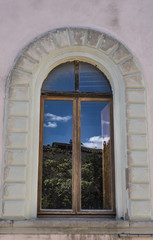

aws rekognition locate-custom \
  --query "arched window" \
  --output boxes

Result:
[3,28,150,222]
[38,61,115,217]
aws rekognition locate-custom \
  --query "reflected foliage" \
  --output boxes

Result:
[42,144,72,209]
[42,141,111,210]
[81,148,103,209]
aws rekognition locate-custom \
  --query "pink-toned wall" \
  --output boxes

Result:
[0,0,153,238]
[2,0,153,187]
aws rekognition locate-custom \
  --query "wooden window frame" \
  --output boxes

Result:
[38,61,115,218]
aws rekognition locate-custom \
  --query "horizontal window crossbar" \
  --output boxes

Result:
[41,91,112,98]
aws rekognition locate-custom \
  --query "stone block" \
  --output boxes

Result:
[127,150,148,167]
[4,183,25,199]
[126,89,145,103]
[100,34,118,54]
[3,200,24,217]
[8,101,29,116]
[5,150,27,165]
[10,70,32,86]
[120,59,140,75]
[7,133,27,148]
[111,45,131,64]
[129,183,150,200]
[86,30,103,47]
[124,74,144,88]
[126,104,146,118]
[15,56,38,74]
[127,134,147,150]
[4,166,26,182]
[24,42,45,62]
[128,167,149,183]
[127,119,147,134]
[130,200,151,219]
[9,87,29,101]
[53,29,70,47]
[7,117,28,132]
[69,28,87,45]
[37,34,56,54]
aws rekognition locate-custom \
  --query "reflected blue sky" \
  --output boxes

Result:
[41,62,75,91]
[41,61,111,93]
[79,62,112,93]
[43,100,73,145]
[81,101,110,149]
[43,100,110,149]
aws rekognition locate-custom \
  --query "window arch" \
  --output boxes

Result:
[38,61,115,217]
[2,28,150,220]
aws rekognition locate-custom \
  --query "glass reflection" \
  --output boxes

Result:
[41,62,75,91]
[42,100,73,209]
[79,62,112,93]
[81,101,111,210]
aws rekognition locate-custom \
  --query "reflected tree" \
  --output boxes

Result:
[42,141,111,210]
[42,145,72,209]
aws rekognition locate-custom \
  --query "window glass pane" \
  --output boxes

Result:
[81,101,111,210]
[79,62,112,93]
[42,100,73,209]
[41,62,75,91]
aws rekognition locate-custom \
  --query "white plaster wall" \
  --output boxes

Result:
[0,0,153,215]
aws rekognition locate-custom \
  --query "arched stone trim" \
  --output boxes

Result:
[2,28,151,220]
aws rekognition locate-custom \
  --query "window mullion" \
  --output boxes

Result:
[77,98,81,212]
[72,98,78,213]
[72,97,81,214]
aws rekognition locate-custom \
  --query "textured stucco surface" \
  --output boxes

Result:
[0,234,152,240]
[0,0,153,227]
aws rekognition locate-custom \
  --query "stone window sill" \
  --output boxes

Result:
[0,219,153,235]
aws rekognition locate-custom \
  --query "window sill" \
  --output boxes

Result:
[0,219,153,235]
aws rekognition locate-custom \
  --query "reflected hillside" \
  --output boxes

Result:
[41,141,111,210]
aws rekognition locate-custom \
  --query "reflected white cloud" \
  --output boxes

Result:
[83,136,110,149]
[45,113,72,122]
[89,136,103,143]
[44,122,57,128]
